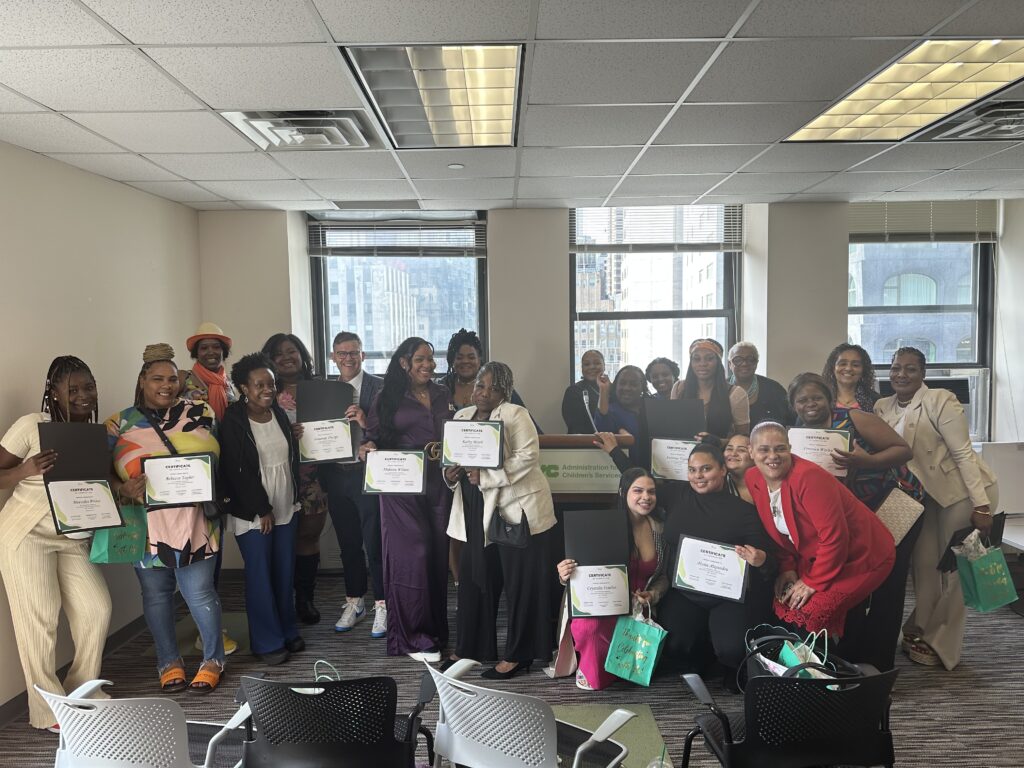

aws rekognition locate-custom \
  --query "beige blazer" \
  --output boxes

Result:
[875,384,995,509]
[446,401,556,543]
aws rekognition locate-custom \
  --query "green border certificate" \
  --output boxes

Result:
[363,450,426,495]
[673,535,749,603]
[45,480,123,535]
[299,418,354,463]
[141,453,215,509]
[442,420,504,468]
[569,564,630,617]
[650,438,699,480]
[788,427,852,477]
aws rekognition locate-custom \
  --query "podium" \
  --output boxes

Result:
[538,434,633,504]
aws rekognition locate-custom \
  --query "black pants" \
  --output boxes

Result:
[322,465,385,601]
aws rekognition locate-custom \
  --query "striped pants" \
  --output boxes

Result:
[0,517,111,729]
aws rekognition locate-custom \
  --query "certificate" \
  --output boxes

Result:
[363,450,426,495]
[673,535,749,602]
[650,438,699,481]
[788,427,852,477]
[442,420,504,468]
[45,480,123,535]
[141,453,215,509]
[299,419,354,463]
[569,565,630,618]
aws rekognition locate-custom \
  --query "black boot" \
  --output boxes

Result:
[295,553,321,625]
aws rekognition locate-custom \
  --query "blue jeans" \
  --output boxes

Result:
[235,517,299,654]
[135,556,224,670]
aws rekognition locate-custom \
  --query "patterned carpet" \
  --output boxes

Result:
[1,568,1022,768]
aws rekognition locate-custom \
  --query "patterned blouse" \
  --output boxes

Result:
[105,399,221,568]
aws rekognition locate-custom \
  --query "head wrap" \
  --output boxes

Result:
[689,338,723,357]
[143,343,176,364]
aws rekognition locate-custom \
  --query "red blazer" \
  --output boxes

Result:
[745,456,894,596]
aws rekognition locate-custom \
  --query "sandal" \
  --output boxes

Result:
[188,660,224,694]
[907,640,941,667]
[159,662,188,694]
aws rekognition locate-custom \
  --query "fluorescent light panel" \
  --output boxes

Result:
[348,44,521,148]
[788,40,1024,142]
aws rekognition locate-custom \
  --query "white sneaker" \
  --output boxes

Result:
[407,648,441,663]
[370,601,387,638]
[334,597,366,632]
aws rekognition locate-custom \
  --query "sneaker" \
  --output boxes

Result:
[194,630,238,655]
[46,724,60,734]
[407,648,442,663]
[334,597,366,632]
[576,669,593,691]
[370,601,387,638]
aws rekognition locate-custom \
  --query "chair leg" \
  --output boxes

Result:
[419,725,435,765]
[681,726,701,767]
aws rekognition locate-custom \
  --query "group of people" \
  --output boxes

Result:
[0,325,997,730]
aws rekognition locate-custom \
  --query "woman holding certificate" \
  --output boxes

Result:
[364,337,453,660]
[443,362,557,679]
[107,344,224,694]
[0,356,112,731]
[670,339,750,439]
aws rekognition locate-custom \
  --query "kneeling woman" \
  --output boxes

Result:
[219,353,304,665]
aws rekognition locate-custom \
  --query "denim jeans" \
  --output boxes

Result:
[135,556,224,670]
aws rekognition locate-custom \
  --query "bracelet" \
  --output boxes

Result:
[973,508,992,516]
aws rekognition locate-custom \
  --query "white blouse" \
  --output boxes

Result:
[228,418,299,535]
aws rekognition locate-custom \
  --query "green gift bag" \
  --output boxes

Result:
[603,605,667,687]
[957,549,1018,613]
[90,503,147,564]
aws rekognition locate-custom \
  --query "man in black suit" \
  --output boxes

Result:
[322,332,387,638]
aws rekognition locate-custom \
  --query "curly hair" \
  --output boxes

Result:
[821,343,878,410]
[230,352,275,392]
[645,356,680,382]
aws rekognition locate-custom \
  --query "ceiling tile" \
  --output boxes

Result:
[804,171,937,194]
[145,45,362,110]
[615,174,727,196]
[128,180,223,202]
[517,176,618,198]
[536,0,751,39]
[712,172,832,194]
[313,0,531,42]
[83,0,324,44]
[272,149,403,180]
[524,105,667,146]
[938,0,1024,36]
[656,103,830,144]
[520,147,637,177]
[743,143,890,173]
[0,87,44,113]
[606,196,698,207]
[877,190,990,201]
[516,198,605,208]
[187,201,241,210]
[198,179,318,200]
[529,42,717,105]
[739,0,967,37]
[902,170,1024,192]
[702,194,794,204]
[144,152,292,180]
[632,145,766,174]
[399,149,516,179]
[306,178,417,200]
[417,178,515,199]
[245,200,340,211]
[0,0,121,46]
[46,153,179,181]
[0,48,200,111]
[71,112,253,153]
[870,142,1019,172]
[688,39,907,102]
[0,114,122,152]
[420,199,514,210]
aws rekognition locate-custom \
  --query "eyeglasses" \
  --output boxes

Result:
[334,351,361,358]
[730,356,758,365]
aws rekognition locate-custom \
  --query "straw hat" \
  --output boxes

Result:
[186,322,232,353]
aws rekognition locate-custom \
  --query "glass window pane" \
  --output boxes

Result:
[848,242,973,307]
[575,252,725,313]
[574,205,725,244]
[848,311,976,366]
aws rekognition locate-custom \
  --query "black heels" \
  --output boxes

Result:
[480,662,531,680]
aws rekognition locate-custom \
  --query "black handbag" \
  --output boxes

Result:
[487,505,531,548]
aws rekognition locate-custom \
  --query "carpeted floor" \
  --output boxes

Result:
[1,569,1022,767]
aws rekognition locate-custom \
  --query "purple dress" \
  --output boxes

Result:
[366,382,454,656]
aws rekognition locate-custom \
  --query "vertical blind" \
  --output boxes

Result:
[848,200,997,242]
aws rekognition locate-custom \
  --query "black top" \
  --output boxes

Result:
[561,380,600,434]
[748,374,794,428]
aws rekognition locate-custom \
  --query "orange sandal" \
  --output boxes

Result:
[188,661,223,695]
[159,663,188,694]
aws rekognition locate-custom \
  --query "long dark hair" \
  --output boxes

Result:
[261,333,315,389]
[681,352,733,438]
[822,343,878,410]
[377,337,433,448]
[42,356,98,423]
[618,467,661,561]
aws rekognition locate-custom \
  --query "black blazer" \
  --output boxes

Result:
[219,400,300,521]
[561,380,600,434]
[748,374,795,428]
[357,372,384,413]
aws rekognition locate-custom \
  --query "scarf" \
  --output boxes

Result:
[729,372,759,406]
[191,363,230,421]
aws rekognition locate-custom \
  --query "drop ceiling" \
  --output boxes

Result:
[0,0,1022,211]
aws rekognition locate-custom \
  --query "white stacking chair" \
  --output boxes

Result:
[425,660,636,768]
[36,680,250,768]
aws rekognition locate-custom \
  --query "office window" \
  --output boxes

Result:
[882,273,937,306]
[570,205,741,381]
[308,216,486,375]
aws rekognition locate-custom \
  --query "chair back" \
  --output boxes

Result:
[425,663,559,768]
[37,686,194,768]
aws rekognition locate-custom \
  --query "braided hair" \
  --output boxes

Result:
[478,361,514,402]
[42,356,97,423]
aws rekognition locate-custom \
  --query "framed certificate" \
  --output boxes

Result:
[650,438,699,481]
[45,480,123,535]
[299,418,355,464]
[788,427,852,477]
[673,535,749,603]
[363,450,426,495]
[141,453,216,509]
[442,420,504,468]
[569,564,630,617]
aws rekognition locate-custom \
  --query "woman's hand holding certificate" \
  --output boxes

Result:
[673,536,750,602]
[788,427,852,477]
[442,420,503,468]
[141,453,215,509]
[298,419,354,463]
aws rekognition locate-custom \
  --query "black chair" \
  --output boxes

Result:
[239,673,435,767]
[680,665,898,768]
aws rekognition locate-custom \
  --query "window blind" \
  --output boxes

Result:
[308,217,486,257]
[570,204,743,252]
[849,200,997,243]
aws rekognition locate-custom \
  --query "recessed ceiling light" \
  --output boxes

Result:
[788,39,1024,142]
[346,44,522,149]
[447,163,465,169]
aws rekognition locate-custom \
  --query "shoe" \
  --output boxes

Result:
[439,656,460,672]
[256,648,290,666]
[46,724,60,734]
[334,598,366,632]
[407,647,442,663]
[481,662,531,680]
[370,601,387,638]
[907,640,942,666]
[193,629,238,655]
[575,669,593,691]
[188,660,224,694]
[285,636,306,653]
[296,598,321,625]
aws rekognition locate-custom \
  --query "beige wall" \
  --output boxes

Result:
[0,140,199,708]
[992,199,1024,442]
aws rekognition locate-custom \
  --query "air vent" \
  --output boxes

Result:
[220,110,383,150]
[333,200,422,210]
[912,101,1024,141]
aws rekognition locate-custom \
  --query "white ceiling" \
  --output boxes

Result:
[0,0,1022,211]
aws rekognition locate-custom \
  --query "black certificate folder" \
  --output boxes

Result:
[563,508,628,566]
[296,380,355,422]
[37,422,111,481]
[642,398,706,440]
